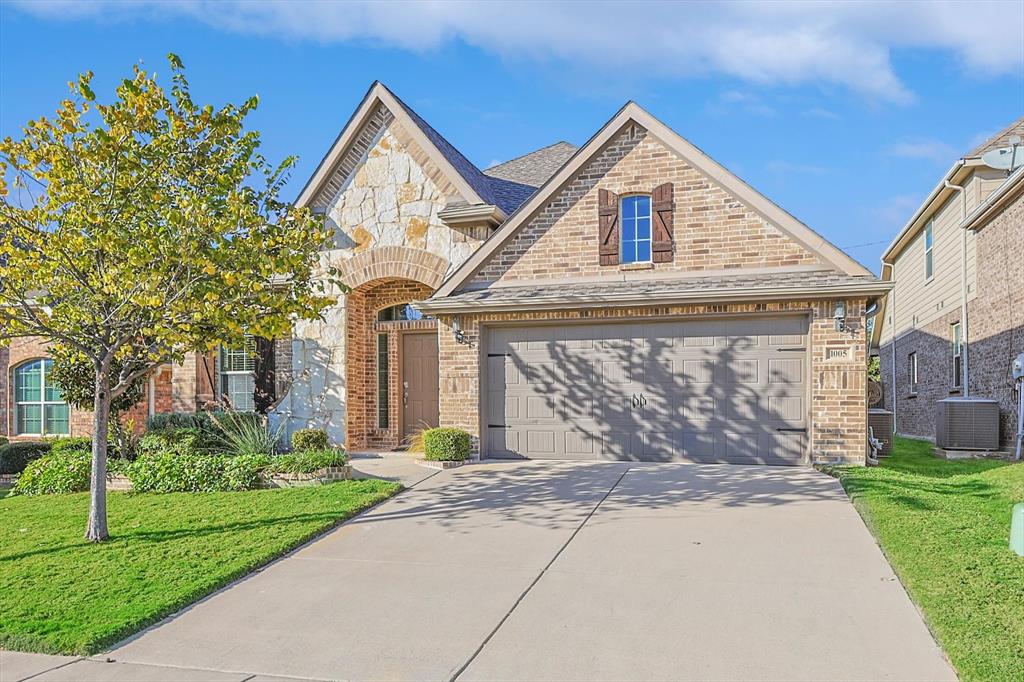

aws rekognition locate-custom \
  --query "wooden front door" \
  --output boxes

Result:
[402,332,440,440]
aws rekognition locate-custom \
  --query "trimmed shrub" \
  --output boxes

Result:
[147,412,213,433]
[0,441,52,475]
[50,437,93,455]
[13,450,91,495]
[268,448,347,475]
[422,428,471,462]
[291,428,328,453]
[0,437,7,447]
[137,427,216,457]
[126,453,271,493]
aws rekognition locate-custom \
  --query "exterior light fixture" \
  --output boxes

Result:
[833,300,847,332]
[452,316,468,345]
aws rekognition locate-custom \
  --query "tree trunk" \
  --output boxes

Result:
[85,368,112,542]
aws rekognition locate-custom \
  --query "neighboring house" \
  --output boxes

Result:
[0,336,287,440]
[272,82,888,465]
[873,116,1024,449]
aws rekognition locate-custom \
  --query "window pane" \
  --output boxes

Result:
[635,196,650,218]
[45,404,70,435]
[926,251,933,278]
[621,240,636,264]
[636,216,651,239]
[377,334,389,429]
[622,216,636,242]
[636,240,651,262]
[221,338,256,372]
[44,363,64,402]
[15,361,42,402]
[16,404,42,435]
[223,374,255,412]
[925,224,933,249]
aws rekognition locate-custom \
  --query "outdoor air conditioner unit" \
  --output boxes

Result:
[935,398,1000,450]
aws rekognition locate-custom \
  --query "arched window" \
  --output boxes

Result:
[14,359,70,436]
[377,303,431,322]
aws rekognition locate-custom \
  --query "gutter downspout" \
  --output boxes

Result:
[944,179,969,397]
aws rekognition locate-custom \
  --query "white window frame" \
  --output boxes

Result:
[924,221,934,281]
[620,194,652,264]
[908,352,919,395]
[219,336,256,412]
[951,322,962,390]
[14,359,70,436]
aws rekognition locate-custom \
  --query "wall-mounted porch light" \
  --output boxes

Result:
[452,316,469,345]
[833,300,847,332]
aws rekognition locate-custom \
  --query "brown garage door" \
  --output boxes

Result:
[485,316,809,465]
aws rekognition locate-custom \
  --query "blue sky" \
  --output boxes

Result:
[2,1,1022,272]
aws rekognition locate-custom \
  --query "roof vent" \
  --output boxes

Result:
[935,398,1000,450]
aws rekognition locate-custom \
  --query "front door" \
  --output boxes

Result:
[402,332,440,440]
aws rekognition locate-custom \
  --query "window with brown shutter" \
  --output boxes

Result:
[598,188,620,266]
[652,182,674,263]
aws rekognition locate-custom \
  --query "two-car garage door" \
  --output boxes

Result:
[484,316,809,465]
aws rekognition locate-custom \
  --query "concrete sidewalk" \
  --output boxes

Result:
[3,461,956,682]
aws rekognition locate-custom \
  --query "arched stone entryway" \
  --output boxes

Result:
[272,246,449,450]
[345,276,440,449]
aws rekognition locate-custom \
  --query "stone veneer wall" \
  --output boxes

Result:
[473,124,820,285]
[275,115,484,447]
[437,298,869,465]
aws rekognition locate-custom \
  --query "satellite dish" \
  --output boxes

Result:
[981,145,1022,171]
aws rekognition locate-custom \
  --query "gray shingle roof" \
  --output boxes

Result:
[386,89,566,214]
[967,115,1024,158]
[484,141,578,187]
[429,270,885,309]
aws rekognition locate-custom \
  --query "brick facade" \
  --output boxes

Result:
[0,336,170,439]
[879,187,1023,448]
[345,278,435,449]
[436,299,869,464]
[474,125,820,285]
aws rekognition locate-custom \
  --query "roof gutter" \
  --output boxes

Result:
[416,280,892,315]
[880,159,966,265]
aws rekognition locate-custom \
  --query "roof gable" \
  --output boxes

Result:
[434,103,873,298]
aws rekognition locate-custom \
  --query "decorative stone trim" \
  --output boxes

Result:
[335,246,450,290]
[416,459,466,470]
[261,465,353,488]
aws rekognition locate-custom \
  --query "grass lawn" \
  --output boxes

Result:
[834,437,1024,681]
[0,479,400,655]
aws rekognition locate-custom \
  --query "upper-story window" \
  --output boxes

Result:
[620,195,652,264]
[951,322,962,390]
[377,303,431,322]
[924,221,934,280]
[220,337,256,412]
[14,359,70,436]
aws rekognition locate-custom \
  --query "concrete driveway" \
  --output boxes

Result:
[11,459,956,682]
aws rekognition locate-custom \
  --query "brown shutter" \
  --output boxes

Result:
[652,182,674,263]
[598,188,620,266]
[253,337,276,414]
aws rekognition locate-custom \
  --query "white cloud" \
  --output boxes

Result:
[885,140,958,163]
[802,107,841,121]
[872,193,923,231]
[708,90,777,117]
[11,0,1024,104]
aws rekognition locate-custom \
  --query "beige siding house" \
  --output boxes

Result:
[874,116,1024,448]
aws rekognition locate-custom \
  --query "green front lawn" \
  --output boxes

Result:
[834,437,1024,681]
[0,480,400,655]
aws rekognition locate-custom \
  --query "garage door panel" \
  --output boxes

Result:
[486,316,808,464]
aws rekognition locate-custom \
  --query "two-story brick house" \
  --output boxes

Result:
[873,117,1024,449]
[272,83,888,465]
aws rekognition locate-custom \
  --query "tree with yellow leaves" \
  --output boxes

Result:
[0,55,338,542]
